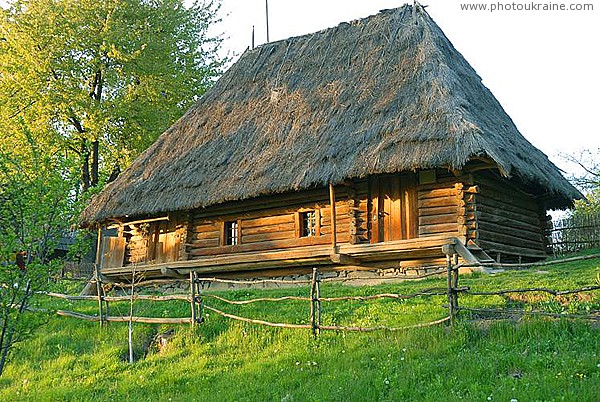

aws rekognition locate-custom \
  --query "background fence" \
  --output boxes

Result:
[550,212,600,255]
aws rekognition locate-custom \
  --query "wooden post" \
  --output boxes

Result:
[316,274,322,335]
[197,274,204,324]
[310,268,318,337]
[94,266,103,328]
[329,182,337,253]
[444,250,455,327]
[452,253,459,313]
[190,271,196,327]
[128,267,135,364]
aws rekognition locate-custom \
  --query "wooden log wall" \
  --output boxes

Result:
[469,171,546,260]
[121,220,186,266]
[186,185,360,259]
[417,170,465,238]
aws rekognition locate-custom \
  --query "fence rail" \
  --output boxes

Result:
[43,249,600,334]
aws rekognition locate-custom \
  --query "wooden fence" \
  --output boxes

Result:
[44,250,600,334]
[60,262,95,280]
[549,213,600,255]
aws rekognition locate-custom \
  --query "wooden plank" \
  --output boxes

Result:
[418,187,457,200]
[418,223,458,236]
[315,208,322,237]
[461,212,541,234]
[190,223,221,233]
[402,173,418,239]
[329,182,337,250]
[319,222,350,235]
[190,230,221,241]
[188,234,336,257]
[241,222,296,236]
[474,177,539,212]
[243,214,295,228]
[475,220,542,241]
[419,205,457,217]
[419,214,457,226]
[418,196,457,209]
[188,238,220,249]
[321,214,351,226]
[101,237,126,269]
[476,202,540,226]
[370,176,380,244]
[474,228,544,251]
[243,230,296,243]
[390,175,402,241]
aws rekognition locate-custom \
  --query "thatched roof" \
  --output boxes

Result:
[81,3,581,225]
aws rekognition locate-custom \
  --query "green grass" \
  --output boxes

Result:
[1,254,599,401]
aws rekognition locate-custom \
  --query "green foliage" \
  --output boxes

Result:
[0,257,598,399]
[0,0,225,190]
[0,126,77,376]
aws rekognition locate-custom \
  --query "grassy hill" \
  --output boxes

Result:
[0,254,599,401]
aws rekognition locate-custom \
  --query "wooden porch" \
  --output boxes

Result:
[99,235,482,281]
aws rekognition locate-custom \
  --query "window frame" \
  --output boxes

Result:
[222,220,241,246]
[296,209,321,238]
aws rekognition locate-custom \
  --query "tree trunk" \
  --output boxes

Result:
[91,140,99,187]
[81,141,91,193]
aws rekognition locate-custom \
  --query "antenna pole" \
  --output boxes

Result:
[265,0,270,42]
[252,25,255,49]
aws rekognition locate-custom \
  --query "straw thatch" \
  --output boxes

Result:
[81,3,581,225]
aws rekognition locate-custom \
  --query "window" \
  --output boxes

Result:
[299,211,317,237]
[224,221,239,245]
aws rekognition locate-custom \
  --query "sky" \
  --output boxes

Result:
[1,0,597,178]
[211,0,600,178]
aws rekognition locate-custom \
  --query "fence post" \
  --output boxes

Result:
[442,244,456,327]
[94,266,104,328]
[128,267,136,364]
[452,253,459,314]
[316,272,322,335]
[310,268,318,337]
[190,271,196,328]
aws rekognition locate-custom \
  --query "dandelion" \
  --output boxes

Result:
[487,396,492,401]
[400,357,405,361]
[402,348,407,352]
[384,378,390,385]
[295,361,300,365]
[510,399,518,402]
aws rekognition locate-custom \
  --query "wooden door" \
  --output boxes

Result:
[101,236,126,269]
[370,174,418,243]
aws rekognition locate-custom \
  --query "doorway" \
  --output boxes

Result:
[370,174,418,243]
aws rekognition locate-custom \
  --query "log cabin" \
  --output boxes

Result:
[80,4,581,280]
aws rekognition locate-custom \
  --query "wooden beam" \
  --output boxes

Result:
[330,253,362,266]
[160,267,183,278]
[107,216,169,230]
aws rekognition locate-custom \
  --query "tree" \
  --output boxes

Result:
[562,149,600,215]
[0,0,225,193]
[0,125,77,376]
